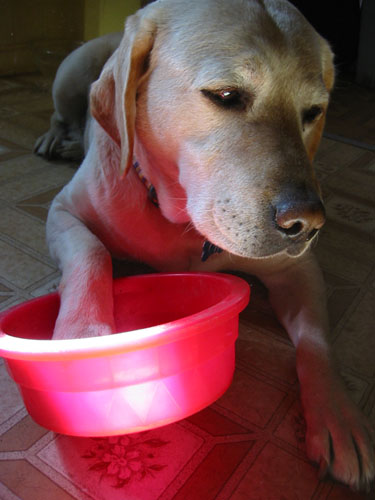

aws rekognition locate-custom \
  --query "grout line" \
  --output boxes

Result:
[0,233,55,267]
[0,481,21,500]
[323,132,375,152]
[0,407,28,437]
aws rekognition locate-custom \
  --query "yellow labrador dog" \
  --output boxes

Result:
[35,0,374,490]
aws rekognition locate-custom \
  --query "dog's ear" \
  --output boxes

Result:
[90,55,120,147]
[320,39,335,93]
[90,7,159,177]
[305,38,335,161]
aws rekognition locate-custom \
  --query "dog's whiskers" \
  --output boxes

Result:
[182,221,195,235]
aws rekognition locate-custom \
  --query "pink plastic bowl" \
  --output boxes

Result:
[0,272,249,437]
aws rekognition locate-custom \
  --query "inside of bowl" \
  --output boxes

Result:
[0,293,60,340]
[113,274,229,332]
[0,274,231,340]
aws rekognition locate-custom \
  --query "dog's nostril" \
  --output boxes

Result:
[280,221,303,236]
[273,195,325,240]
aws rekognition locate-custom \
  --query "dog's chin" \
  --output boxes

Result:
[204,238,281,260]
[285,241,310,258]
[205,234,311,261]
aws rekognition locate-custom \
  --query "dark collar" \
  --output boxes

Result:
[133,161,222,262]
[133,161,159,207]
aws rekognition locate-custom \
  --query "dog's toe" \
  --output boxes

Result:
[34,132,51,157]
[33,134,45,154]
[351,426,375,491]
[305,405,375,491]
[34,129,62,159]
[56,140,84,161]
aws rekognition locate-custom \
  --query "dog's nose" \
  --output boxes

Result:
[273,189,325,241]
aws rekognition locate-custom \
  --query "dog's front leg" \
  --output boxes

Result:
[47,199,116,340]
[257,251,374,490]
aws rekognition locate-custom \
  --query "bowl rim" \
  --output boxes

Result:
[0,272,250,361]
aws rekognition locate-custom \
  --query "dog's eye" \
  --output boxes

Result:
[201,88,246,110]
[302,105,323,125]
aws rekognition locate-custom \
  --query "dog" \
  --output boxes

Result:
[34,0,374,490]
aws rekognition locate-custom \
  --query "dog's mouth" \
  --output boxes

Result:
[201,221,314,260]
[201,241,223,262]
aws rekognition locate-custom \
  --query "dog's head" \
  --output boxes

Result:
[91,0,334,259]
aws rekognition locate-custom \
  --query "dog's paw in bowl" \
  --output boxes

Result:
[0,272,249,437]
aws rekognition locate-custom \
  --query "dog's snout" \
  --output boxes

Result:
[273,190,326,241]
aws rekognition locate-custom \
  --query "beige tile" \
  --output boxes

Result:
[274,399,306,452]
[339,370,370,406]
[38,425,202,500]
[326,282,360,331]
[0,294,30,313]
[0,415,49,452]
[232,442,319,500]
[325,195,375,233]
[0,239,55,288]
[0,207,49,256]
[0,154,50,183]
[316,244,372,285]
[0,137,28,162]
[30,274,61,297]
[333,290,375,379]
[237,325,297,386]
[17,187,62,206]
[316,137,337,157]
[0,460,76,500]
[320,221,374,263]
[0,281,15,304]
[365,157,375,174]
[328,482,373,499]
[187,406,251,435]
[315,225,374,284]
[326,166,375,207]
[0,162,74,202]
[0,87,51,109]
[0,114,50,149]
[15,205,49,223]
[316,140,366,169]
[217,369,286,428]
[173,440,254,500]
[17,187,63,223]
[315,159,341,180]
[0,362,24,425]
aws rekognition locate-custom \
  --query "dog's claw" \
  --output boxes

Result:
[302,365,375,492]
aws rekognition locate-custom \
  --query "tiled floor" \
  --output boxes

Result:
[0,72,374,500]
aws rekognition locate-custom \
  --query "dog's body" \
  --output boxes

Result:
[35,0,374,490]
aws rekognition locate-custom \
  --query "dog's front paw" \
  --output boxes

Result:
[52,266,116,340]
[34,127,66,160]
[52,285,116,340]
[302,375,375,491]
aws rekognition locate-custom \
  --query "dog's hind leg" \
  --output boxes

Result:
[34,32,122,161]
